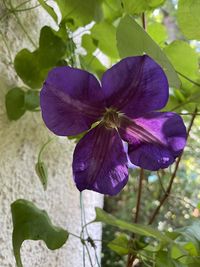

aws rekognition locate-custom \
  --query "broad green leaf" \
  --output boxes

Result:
[14,49,44,89]
[176,220,200,244]
[102,0,123,21]
[81,34,97,54]
[91,21,118,58]
[38,26,67,68]
[5,88,25,120]
[155,251,175,267]
[38,0,58,22]
[55,0,103,27]
[35,161,48,190]
[177,0,200,40]
[108,234,130,255]
[147,22,167,47]
[80,54,106,79]
[164,41,199,92]
[24,90,39,110]
[116,15,181,88]
[11,199,68,267]
[94,208,171,243]
[122,0,166,14]
[14,26,68,89]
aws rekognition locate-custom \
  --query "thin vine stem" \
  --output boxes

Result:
[176,70,200,88]
[134,168,144,223]
[148,106,198,224]
[38,137,55,162]
[0,30,13,64]
[125,172,144,267]
[80,192,86,267]
[6,0,37,48]
[157,171,196,209]
[81,193,101,267]
[0,0,34,22]
[84,243,94,267]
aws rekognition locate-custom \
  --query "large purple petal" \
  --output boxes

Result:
[101,55,169,118]
[72,125,128,195]
[40,66,105,136]
[119,112,186,171]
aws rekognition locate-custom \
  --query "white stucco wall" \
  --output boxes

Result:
[0,1,103,266]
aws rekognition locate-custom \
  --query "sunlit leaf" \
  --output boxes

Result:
[116,15,181,88]
[5,88,25,120]
[102,0,122,21]
[147,22,167,47]
[122,0,166,14]
[91,21,118,58]
[55,0,103,27]
[11,199,68,267]
[164,41,199,92]
[81,34,97,54]
[178,0,200,40]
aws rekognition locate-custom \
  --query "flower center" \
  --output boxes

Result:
[102,108,121,129]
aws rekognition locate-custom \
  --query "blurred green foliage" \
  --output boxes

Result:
[1,0,200,266]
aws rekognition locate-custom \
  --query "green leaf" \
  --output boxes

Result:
[155,251,175,267]
[14,49,44,89]
[80,54,106,79]
[91,21,118,58]
[122,0,166,14]
[38,0,58,23]
[164,41,199,92]
[108,234,130,255]
[177,0,200,40]
[102,0,123,21]
[35,161,48,190]
[38,26,67,69]
[176,220,200,244]
[11,199,68,267]
[94,208,171,243]
[81,34,97,54]
[14,26,68,89]
[5,87,26,120]
[147,22,167,47]
[55,0,103,27]
[24,90,39,110]
[116,15,180,88]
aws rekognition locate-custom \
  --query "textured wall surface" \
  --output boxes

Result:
[0,1,103,266]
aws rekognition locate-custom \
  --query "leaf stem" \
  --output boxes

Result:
[38,137,55,162]
[80,192,86,267]
[142,12,146,30]
[134,169,144,223]
[0,30,13,64]
[148,107,198,224]
[7,0,37,48]
[176,70,200,87]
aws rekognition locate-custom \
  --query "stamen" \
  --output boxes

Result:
[102,108,121,129]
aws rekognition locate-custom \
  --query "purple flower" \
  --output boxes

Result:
[40,55,186,196]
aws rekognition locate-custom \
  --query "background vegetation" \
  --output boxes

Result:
[1,0,200,266]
